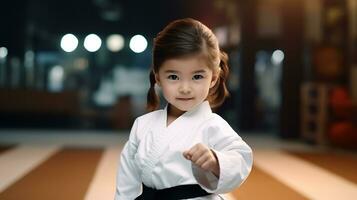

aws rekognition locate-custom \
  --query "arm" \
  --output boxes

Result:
[115,119,142,200]
[191,119,253,194]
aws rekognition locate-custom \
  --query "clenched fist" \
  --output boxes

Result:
[183,143,220,177]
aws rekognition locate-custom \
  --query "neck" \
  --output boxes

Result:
[166,104,185,126]
[168,104,185,117]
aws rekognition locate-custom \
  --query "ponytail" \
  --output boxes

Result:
[208,51,230,108]
[146,70,160,112]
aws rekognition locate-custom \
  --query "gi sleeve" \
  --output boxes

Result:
[114,119,142,200]
[192,117,253,194]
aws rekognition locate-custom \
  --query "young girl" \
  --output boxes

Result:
[115,18,253,200]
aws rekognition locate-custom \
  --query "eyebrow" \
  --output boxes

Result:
[163,69,207,73]
[163,70,179,73]
[192,69,207,73]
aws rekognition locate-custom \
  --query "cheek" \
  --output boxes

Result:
[161,84,176,97]
[196,83,211,95]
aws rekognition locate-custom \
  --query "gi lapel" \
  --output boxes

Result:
[155,101,213,158]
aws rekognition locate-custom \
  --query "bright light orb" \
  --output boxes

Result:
[84,34,102,52]
[272,49,284,65]
[107,34,124,52]
[0,47,8,58]
[129,35,147,53]
[60,34,78,52]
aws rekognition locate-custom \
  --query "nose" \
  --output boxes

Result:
[178,81,191,94]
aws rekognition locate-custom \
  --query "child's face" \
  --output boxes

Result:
[155,55,218,114]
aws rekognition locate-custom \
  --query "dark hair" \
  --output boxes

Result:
[146,18,230,111]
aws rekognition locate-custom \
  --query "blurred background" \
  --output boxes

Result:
[0,0,356,199]
[0,0,356,143]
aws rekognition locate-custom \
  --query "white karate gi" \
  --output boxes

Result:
[115,101,253,200]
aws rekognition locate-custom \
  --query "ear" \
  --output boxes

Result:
[154,72,161,87]
[210,74,219,88]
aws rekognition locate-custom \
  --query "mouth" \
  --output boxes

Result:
[176,97,194,101]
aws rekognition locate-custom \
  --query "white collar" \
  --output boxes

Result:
[162,101,212,129]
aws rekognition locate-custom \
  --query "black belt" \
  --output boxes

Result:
[135,184,211,200]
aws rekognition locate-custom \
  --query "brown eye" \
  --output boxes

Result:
[192,75,204,80]
[167,74,179,80]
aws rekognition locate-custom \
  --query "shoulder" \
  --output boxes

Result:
[128,109,164,142]
[134,109,164,129]
[136,109,163,122]
[201,113,240,138]
[203,113,233,130]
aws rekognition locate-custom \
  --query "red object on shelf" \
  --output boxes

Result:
[330,87,353,119]
[328,86,357,148]
[328,122,357,148]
